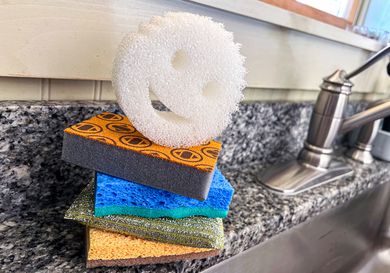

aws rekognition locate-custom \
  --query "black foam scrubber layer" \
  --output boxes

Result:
[62,112,222,200]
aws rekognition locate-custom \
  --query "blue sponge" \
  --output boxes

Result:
[94,169,234,218]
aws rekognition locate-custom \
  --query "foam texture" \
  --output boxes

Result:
[112,12,246,148]
[94,168,234,218]
[86,227,219,268]
[64,181,224,249]
[62,112,221,200]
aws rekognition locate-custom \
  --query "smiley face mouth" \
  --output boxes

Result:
[149,88,188,124]
[148,80,223,125]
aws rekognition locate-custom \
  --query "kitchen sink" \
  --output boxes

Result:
[350,207,390,273]
[352,246,390,273]
[203,181,390,273]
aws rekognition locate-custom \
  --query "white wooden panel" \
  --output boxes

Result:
[0,77,41,100]
[0,0,387,93]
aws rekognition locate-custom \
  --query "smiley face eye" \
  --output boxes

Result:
[202,81,222,100]
[112,12,246,148]
[171,50,190,71]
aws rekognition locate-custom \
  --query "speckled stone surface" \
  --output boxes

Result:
[1,100,389,273]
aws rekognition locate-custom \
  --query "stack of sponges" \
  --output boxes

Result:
[63,112,234,268]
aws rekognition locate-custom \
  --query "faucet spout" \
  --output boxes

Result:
[346,45,390,79]
[340,99,390,134]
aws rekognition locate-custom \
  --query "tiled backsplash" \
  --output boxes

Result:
[0,77,385,101]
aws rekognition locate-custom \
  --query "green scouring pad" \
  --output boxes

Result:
[64,182,224,249]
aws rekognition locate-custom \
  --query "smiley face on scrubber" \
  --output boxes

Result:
[112,12,246,148]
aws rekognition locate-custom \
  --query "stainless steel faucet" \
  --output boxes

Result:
[259,45,390,195]
[345,101,383,164]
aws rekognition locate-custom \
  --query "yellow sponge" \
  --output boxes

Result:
[86,228,220,268]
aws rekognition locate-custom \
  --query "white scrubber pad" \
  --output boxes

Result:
[112,12,246,148]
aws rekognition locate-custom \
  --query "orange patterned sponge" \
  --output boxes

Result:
[86,227,219,268]
[62,112,222,200]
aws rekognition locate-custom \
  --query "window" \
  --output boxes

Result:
[364,0,390,32]
[297,0,354,18]
[260,0,361,29]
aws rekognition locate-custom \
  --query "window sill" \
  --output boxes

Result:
[187,0,383,52]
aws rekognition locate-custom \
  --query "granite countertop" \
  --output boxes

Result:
[1,101,389,273]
